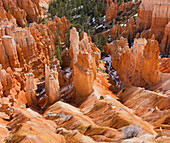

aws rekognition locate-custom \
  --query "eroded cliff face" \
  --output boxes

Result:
[161,22,170,55]
[136,0,169,32]
[0,1,170,142]
[103,0,170,55]
[151,3,170,42]
[45,16,70,43]
[118,86,170,135]
[0,0,41,27]
[136,0,170,51]
[160,58,170,73]
[0,19,53,77]
[105,0,118,25]
[105,37,160,88]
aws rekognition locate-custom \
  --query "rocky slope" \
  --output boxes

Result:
[0,0,169,143]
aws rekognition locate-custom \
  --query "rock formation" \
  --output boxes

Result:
[25,65,60,107]
[151,3,170,42]
[105,0,118,25]
[136,0,169,32]
[105,0,135,25]
[69,28,101,103]
[136,0,170,54]
[0,0,41,27]
[105,37,160,87]
[25,73,36,107]
[121,18,137,44]
[161,22,170,55]
[45,65,60,105]
[159,58,170,73]
[0,18,55,77]
[45,16,70,43]
[118,86,170,134]
[0,0,169,142]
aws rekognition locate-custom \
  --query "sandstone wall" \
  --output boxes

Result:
[136,0,169,32]
[161,22,170,55]
[45,16,70,44]
[105,0,135,25]
[151,3,170,42]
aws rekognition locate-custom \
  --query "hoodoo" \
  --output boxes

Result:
[0,0,169,142]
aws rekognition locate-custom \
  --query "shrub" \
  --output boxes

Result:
[100,96,104,100]
[5,6,9,13]
[122,125,142,139]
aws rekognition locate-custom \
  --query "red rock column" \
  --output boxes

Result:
[45,64,60,105]
[25,73,36,107]
[1,35,20,69]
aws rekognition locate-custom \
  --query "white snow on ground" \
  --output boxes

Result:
[103,55,122,88]
[65,67,70,72]
[73,15,81,19]
[60,83,73,94]
[133,13,138,17]
[120,23,127,27]
[40,88,45,95]
[65,72,72,79]
[92,18,95,23]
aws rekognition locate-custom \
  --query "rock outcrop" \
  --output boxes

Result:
[69,28,101,104]
[0,0,41,27]
[136,0,169,32]
[7,108,66,143]
[121,18,137,44]
[160,58,170,73]
[136,0,170,54]
[0,19,54,77]
[25,73,36,107]
[45,16,70,43]
[45,65,60,105]
[105,0,118,25]
[151,3,170,42]
[105,37,160,87]
[118,86,170,135]
[105,0,135,25]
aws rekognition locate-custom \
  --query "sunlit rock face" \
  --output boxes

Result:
[45,16,70,43]
[69,28,101,103]
[159,58,170,73]
[151,3,170,42]
[0,63,27,114]
[0,19,55,77]
[136,0,169,32]
[105,37,160,88]
[25,73,36,107]
[136,0,170,53]
[118,86,170,134]
[45,65,60,105]
[0,0,41,27]
[105,0,118,25]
